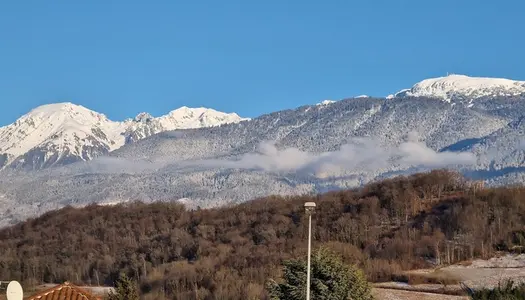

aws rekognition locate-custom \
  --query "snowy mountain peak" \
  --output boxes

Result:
[30,101,80,113]
[0,102,247,169]
[158,106,249,130]
[134,112,154,123]
[0,102,119,160]
[24,102,108,122]
[394,74,525,102]
[168,106,235,118]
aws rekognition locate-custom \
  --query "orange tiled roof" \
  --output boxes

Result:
[25,282,102,300]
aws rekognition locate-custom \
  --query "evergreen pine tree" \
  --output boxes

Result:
[107,273,140,300]
[266,247,374,300]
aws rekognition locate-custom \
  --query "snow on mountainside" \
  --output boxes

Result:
[394,74,525,102]
[4,74,525,226]
[316,96,368,106]
[122,106,247,144]
[0,102,248,169]
[316,100,336,105]
[1,92,519,227]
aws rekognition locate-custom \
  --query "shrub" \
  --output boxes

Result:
[107,273,140,300]
[465,280,525,299]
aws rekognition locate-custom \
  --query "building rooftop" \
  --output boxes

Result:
[25,282,102,300]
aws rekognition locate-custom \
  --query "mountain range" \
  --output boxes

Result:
[0,103,247,170]
[2,73,525,227]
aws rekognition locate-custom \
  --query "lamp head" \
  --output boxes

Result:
[304,202,316,213]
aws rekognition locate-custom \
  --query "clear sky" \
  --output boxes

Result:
[1,0,524,125]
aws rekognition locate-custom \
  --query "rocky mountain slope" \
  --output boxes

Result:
[0,103,247,169]
[1,74,525,227]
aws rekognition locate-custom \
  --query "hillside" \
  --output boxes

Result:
[1,170,524,299]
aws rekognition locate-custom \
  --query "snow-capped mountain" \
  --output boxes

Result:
[4,74,525,227]
[393,74,525,102]
[0,102,248,169]
[122,106,248,144]
[0,92,517,227]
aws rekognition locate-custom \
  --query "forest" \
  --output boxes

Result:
[1,169,524,299]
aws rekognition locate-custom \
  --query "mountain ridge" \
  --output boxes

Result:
[3,73,524,170]
[0,93,517,227]
[0,102,248,169]
[2,74,525,226]
[392,74,525,102]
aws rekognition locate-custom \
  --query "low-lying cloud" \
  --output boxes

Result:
[178,134,477,176]
[396,139,476,168]
[58,134,477,177]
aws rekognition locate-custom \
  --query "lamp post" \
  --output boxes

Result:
[304,201,316,300]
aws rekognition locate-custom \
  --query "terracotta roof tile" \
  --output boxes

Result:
[25,282,102,300]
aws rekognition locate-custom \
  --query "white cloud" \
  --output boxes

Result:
[397,140,476,167]
[59,135,477,177]
[182,136,476,176]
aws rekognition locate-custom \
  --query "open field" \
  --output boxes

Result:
[373,288,468,300]
[373,253,525,299]
[439,254,525,290]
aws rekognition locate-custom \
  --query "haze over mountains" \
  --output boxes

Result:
[2,74,525,227]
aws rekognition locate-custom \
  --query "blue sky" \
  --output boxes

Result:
[1,0,524,125]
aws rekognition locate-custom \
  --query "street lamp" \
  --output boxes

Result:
[304,201,316,300]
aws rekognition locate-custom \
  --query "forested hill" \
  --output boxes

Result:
[1,169,525,299]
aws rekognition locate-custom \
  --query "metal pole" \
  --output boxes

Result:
[306,212,312,300]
